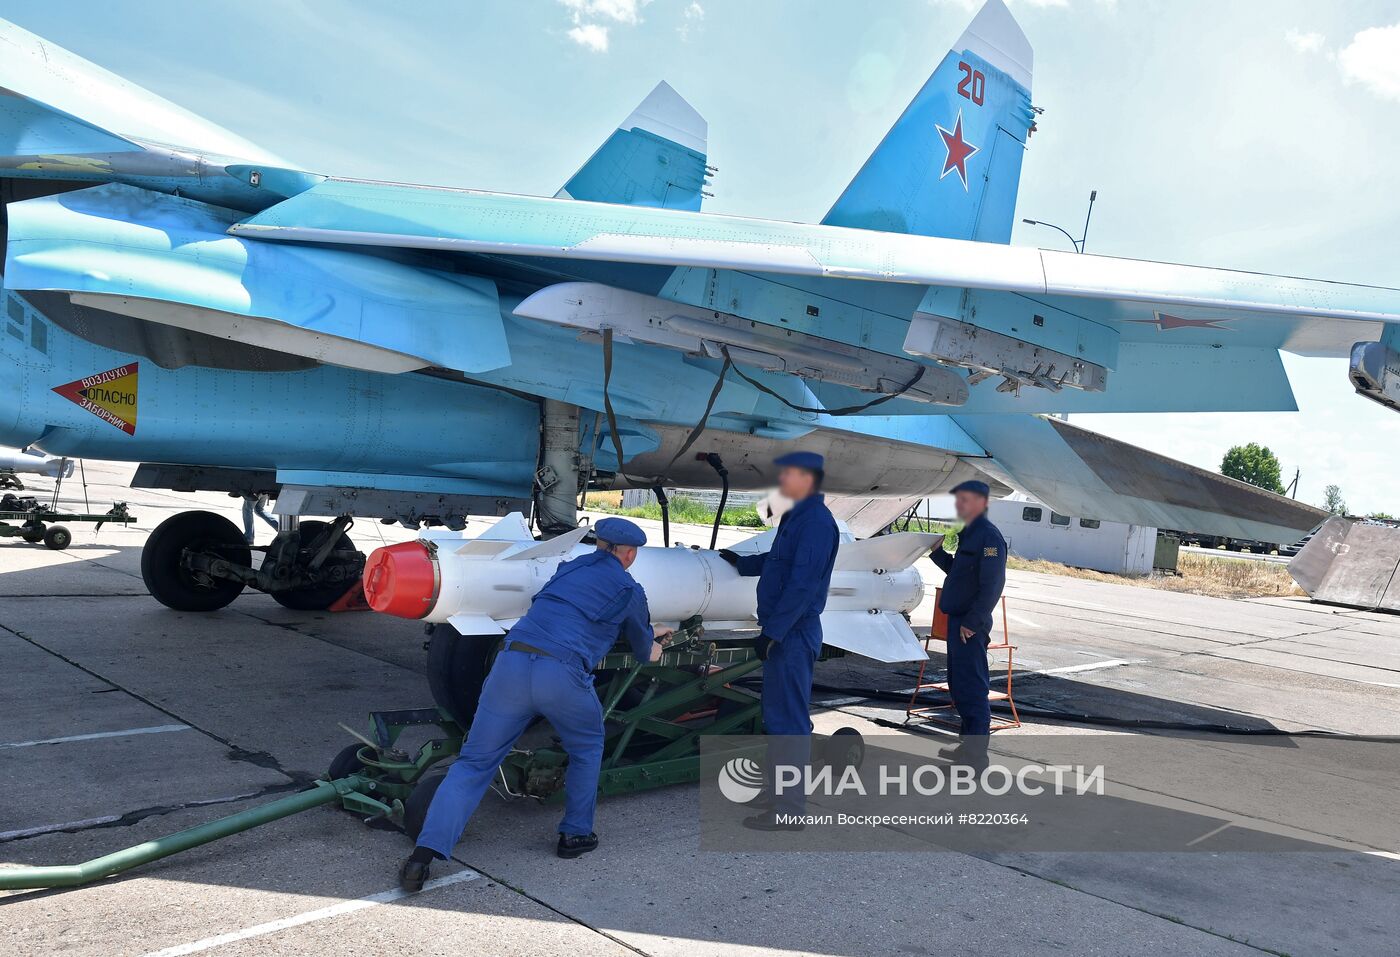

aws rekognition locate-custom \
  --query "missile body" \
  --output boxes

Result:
[0,448,73,478]
[363,513,937,662]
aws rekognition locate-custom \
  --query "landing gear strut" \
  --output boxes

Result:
[141,510,365,612]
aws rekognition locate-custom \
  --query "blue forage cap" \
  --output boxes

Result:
[951,479,991,497]
[773,451,825,472]
[595,517,647,547]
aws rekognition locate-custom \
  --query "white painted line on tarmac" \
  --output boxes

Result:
[140,867,483,957]
[1006,612,1041,629]
[896,657,1137,696]
[0,724,190,750]
[1036,658,1136,676]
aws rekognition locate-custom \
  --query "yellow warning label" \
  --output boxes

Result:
[53,363,139,435]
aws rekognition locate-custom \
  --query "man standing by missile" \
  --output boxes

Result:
[399,517,669,890]
[929,480,1007,745]
[719,452,840,830]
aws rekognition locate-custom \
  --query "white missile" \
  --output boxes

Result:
[362,512,936,662]
[0,447,73,478]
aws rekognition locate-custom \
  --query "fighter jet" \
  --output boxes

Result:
[0,1,1369,613]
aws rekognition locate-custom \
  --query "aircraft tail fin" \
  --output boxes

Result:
[821,0,1034,243]
[556,81,710,210]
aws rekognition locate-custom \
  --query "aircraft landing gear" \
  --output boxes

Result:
[142,510,364,612]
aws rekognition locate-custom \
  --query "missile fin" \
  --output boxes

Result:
[447,613,506,636]
[728,528,778,555]
[819,610,926,662]
[455,540,518,558]
[834,532,940,572]
[504,524,592,561]
[478,512,535,542]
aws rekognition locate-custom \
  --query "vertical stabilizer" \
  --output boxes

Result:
[557,81,709,210]
[822,0,1034,243]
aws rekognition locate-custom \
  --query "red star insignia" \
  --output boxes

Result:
[936,110,979,190]
[1128,313,1232,331]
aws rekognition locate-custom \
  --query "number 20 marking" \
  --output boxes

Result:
[956,62,985,106]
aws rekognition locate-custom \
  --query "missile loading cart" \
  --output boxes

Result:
[0,617,864,891]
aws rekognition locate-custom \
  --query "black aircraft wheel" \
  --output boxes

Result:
[328,742,368,780]
[142,510,250,612]
[43,525,72,551]
[267,520,362,611]
[401,769,447,841]
[821,727,865,770]
[426,624,500,729]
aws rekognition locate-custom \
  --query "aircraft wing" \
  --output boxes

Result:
[956,414,1327,545]
[230,178,1400,358]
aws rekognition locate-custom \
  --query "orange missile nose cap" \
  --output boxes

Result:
[363,542,438,619]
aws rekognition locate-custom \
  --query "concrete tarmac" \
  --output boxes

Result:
[2,462,1398,956]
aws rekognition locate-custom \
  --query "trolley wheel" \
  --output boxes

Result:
[21,523,43,544]
[42,525,72,550]
[267,520,362,611]
[328,742,368,780]
[141,510,250,612]
[821,727,865,770]
[401,769,447,841]
[426,625,499,729]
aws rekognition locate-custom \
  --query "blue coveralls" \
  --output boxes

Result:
[735,494,840,809]
[930,512,1008,736]
[416,549,654,857]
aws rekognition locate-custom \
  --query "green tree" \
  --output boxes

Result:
[1220,443,1285,494]
[1369,511,1394,520]
[1323,485,1347,515]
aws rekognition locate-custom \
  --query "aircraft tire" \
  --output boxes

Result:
[142,510,250,612]
[267,520,361,611]
[327,742,367,780]
[426,624,499,730]
[401,769,447,841]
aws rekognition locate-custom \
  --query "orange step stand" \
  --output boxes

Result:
[906,586,1021,731]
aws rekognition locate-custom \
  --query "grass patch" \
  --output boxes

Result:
[1007,550,1304,600]
[584,491,766,528]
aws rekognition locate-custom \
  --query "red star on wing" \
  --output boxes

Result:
[1128,314,1232,331]
[936,110,979,190]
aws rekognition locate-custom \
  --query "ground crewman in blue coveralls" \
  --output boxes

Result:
[929,480,1007,741]
[399,517,670,891]
[719,451,840,830]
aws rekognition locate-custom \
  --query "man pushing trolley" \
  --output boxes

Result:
[399,517,670,890]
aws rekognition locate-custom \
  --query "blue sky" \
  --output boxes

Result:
[5,0,1398,513]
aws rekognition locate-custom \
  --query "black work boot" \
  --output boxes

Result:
[742,811,805,832]
[399,846,435,891]
[557,832,600,858]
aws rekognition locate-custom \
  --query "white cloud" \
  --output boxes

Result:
[1338,23,1400,102]
[567,22,610,52]
[560,0,649,26]
[1284,29,1327,55]
[558,0,652,52]
[679,2,705,42]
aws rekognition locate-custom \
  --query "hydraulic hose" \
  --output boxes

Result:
[703,453,729,550]
[0,777,363,891]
